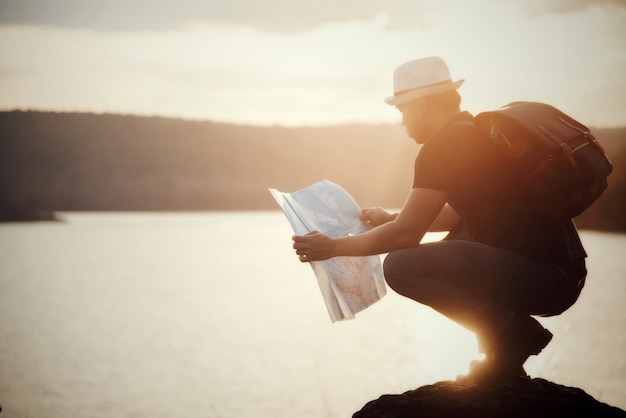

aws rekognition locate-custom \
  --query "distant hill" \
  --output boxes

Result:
[0,110,415,213]
[0,110,624,231]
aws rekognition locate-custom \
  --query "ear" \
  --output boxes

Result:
[406,98,427,117]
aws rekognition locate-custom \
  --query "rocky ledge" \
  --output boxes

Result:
[353,377,626,418]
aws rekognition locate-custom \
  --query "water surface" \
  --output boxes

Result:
[0,212,624,417]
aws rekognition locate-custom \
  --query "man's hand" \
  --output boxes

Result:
[360,207,396,228]
[292,231,336,262]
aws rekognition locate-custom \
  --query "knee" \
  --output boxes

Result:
[382,250,400,279]
[383,250,413,294]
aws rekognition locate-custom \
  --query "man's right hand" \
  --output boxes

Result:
[360,207,397,228]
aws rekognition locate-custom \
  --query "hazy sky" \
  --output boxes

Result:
[1,0,625,126]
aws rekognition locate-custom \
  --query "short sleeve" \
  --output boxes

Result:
[412,122,478,193]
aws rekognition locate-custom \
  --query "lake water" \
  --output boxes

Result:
[0,212,624,418]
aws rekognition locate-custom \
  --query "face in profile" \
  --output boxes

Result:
[397,100,428,144]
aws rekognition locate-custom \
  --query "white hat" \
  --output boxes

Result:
[385,56,464,106]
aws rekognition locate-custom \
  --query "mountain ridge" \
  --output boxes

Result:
[1,110,624,231]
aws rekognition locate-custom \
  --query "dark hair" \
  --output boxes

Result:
[423,89,462,111]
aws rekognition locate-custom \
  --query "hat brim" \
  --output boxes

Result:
[385,79,465,106]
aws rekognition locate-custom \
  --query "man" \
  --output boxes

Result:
[292,56,587,382]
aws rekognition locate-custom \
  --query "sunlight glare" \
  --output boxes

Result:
[409,232,483,381]
[413,308,482,381]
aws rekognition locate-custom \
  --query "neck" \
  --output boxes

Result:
[434,109,462,131]
[423,109,462,142]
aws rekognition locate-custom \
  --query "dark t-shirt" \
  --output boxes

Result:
[413,111,587,263]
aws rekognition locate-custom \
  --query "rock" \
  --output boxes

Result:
[353,377,626,418]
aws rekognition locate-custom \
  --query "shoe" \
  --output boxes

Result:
[458,315,552,384]
[490,315,553,369]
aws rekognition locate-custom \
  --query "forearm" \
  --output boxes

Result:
[293,188,449,262]
[333,219,425,257]
[336,190,449,256]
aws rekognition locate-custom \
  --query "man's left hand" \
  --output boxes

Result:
[292,231,336,262]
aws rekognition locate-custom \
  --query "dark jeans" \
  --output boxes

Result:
[383,240,586,347]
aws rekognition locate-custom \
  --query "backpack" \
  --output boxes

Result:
[473,101,613,220]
